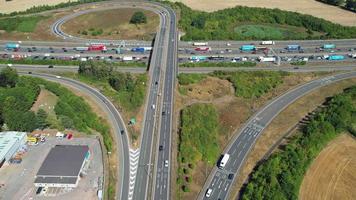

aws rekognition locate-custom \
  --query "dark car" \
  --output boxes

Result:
[48,65,54,68]
[28,71,32,74]
[155,81,158,85]
[36,187,43,195]
[159,145,163,151]
[121,130,125,135]
[162,111,166,116]
[228,173,234,180]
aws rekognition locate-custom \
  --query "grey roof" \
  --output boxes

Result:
[36,145,89,177]
[34,176,78,184]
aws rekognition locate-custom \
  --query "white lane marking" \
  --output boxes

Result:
[128,148,140,200]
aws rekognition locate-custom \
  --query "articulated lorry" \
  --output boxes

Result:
[193,42,208,46]
[261,41,275,45]
[328,55,345,60]
[323,44,336,49]
[258,56,276,62]
[240,45,255,51]
[5,43,20,50]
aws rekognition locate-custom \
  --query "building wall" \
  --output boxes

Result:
[0,132,27,163]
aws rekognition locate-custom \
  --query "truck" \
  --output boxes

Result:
[195,47,211,51]
[88,44,107,51]
[258,56,276,62]
[122,56,133,61]
[323,44,336,49]
[349,53,356,58]
[261,41,275,45]
[240,45,255,51]
[209,56,224,61]
[286,44,301,51]
[189,56,207,61]
[328,55,345,60]
[75,47,89,51]
[131,47,152,52]
[5,43,20,50]
[193,42,208,46]
[115,48,122,54]
[219,154,230,169]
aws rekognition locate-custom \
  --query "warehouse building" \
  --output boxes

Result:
[0,131,27,168]
[34,145,90,188]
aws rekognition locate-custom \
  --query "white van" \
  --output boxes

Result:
[219,154,230,169]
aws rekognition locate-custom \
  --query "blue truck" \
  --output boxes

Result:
[189,56,207,61]
[131,47,152,53]
[5,43,20,50]
[286,45,301,51]
[328,55,345,60]
[323,44,336,49]
[240,45,255,51]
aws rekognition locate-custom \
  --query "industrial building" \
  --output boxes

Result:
[0,131,27,168]
[34,145,90,188]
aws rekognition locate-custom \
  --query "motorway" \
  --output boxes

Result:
[199,71,356,200]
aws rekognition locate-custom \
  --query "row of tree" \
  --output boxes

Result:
[241,86,356,200]
[319,0,356,11]
[167,2,356,40]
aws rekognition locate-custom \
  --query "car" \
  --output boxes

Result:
[28,71,32,74]
[55,76,61,79]
[152,104,155,109]
[121,130,125,135]
[36,187,43,195]
[48,65,54,68]
[155,81,158,85]
[162,111,166,116]
[159,145,163,151]
[67,133,73,140]
[205,188,213,197]
[164,160,169,167]
[228,173,234,180]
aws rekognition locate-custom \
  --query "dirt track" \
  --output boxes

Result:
[172,0,356,26]
[299,134,356,200]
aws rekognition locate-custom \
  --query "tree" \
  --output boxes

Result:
[78,61,113,79]
[0,67,18,87]
[130,11,147,24]
[36,109,49,130]
[59,115,74,129]
[346,0,356,10]
[191,15,206,29]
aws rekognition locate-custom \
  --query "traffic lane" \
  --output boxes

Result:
[133,8,167,200]
[179,39,356,48]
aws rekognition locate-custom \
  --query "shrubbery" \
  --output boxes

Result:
[130,11,147,24]
[241,86,356,200]
[0,16,43,32]
[177,73,206,85]
[165,2,356,40]
[211,71,286,98]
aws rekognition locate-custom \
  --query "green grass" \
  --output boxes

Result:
[177,103,220,193]
[0,16,44,32]
[291,61,307,65]
[211,71,286,98]
[180,61,256,68]
[234,24,310,40]
[177,74,206,85]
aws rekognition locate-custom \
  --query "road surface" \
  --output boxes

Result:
[199,71,356,200]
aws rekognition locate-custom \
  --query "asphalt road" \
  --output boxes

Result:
[151,4,177,200]
[19,72,130,200]
[199,71,356,200]
[132,6,168,200]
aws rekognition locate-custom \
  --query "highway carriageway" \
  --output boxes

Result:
[5,63,356,74]
[199,71,356,200]
[179,39,356,48]
[0,46,151,56]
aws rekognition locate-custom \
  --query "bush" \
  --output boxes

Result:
[165,2,356,40]
[177,74,206,85]
[211,71,286,98]
[241,86,356,200]
[130,11,147,24]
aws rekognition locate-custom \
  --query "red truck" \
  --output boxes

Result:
[88,44,107,51]
[194,47,211,51]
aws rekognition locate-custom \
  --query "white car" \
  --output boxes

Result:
[164,160,169,167]
[152,104,156,109]
[205,188,212,197]
[55,76,61,79]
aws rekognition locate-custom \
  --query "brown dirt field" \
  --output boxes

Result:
[31,88,58,117]
[173,72,334,199]
[0,0,77,14]
[229,77,356,200]
[299,134,356,200]
[172,0,356,26]
[62,8,159,40]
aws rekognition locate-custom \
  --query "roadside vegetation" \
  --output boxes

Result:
[177,103,220,193]
[319,0,356,12]
[0,59,146,67]
[0,67,113,150]
[78,61,147,112]
[211,71,286,98]
[165,1,356,40]
[291,61,307,66]
[0,15,45,32]
[241,86,356,200]
[177,74,207,85]
[179,61,256,68]
[130,11,147,24]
